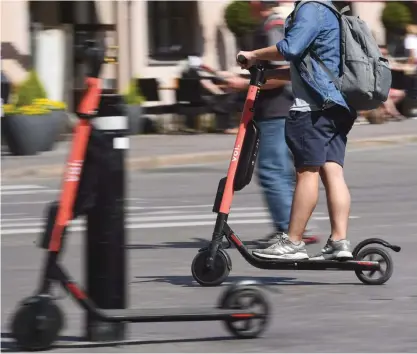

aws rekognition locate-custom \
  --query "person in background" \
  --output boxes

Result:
[404,24,417,116]
[379,46,407,121]
[1,70,11,118]
[405,24,417,65]
[226,0,319,245]
[179,61,239,134]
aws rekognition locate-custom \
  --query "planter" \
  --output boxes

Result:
[37,110,67,151]
[48,109,68,143]
[2,113,59,156]
[126,104,143,135]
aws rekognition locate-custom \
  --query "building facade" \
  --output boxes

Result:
[1,1,415,109]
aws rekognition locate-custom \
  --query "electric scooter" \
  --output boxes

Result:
[190,54,401,287]
[8,43,271,352]
[187,56,320,246]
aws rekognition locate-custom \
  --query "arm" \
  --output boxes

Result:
[225,67,291,91]
[261,16,290,90]
[200,79,225,95]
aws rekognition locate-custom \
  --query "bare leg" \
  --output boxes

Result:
[287,167,320,243]
[319,162,351,241]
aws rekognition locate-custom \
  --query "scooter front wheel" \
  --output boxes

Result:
[10,295,64,351]
[221,286,270,339]
[191,249,230,286]
[355,247,393,285]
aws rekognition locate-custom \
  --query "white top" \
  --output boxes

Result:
[289,62,321,112]
[405,34,417,50]
[405,34,417,63]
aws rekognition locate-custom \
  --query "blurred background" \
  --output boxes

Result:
[1,3,417,351]
[1,1,417,156]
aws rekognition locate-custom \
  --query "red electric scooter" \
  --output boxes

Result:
[8,43,271,351]
[190,54,401,287]
[187,55,320,245]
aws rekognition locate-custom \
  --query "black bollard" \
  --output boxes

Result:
[84,94,129,342]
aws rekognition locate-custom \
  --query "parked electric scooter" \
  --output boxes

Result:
[191,55,401,287]
[8,43,271,352]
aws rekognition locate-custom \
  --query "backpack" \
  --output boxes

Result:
[292,0,392,111]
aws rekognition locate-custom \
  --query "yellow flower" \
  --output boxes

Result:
[3,104,18,115]
[32,98,67,111]
[17,104,51,115]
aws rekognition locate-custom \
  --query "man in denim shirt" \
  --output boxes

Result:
[237,0,356,260]
[227,1,319,246]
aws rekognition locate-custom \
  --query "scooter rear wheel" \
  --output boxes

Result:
[191,249,230,286]
[221,286,270,339]
[10,295,63,351]
[355,247,393,285]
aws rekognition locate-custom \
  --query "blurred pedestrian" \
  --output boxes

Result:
[179,60,239,133]
[405,24,417,65]
[226,0,319,245]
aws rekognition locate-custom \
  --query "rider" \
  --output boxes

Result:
[236,0,356,260]
[226,0,319,245]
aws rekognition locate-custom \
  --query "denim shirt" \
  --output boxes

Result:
[276,1,351,112]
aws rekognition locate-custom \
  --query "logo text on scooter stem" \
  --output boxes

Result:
[65,160,83,182]
[232,145,241,162]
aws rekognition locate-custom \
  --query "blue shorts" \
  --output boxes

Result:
[285,106,356,168]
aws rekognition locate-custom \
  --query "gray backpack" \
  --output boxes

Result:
[293,0,392,111]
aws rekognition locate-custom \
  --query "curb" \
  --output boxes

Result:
[2,134,417,181]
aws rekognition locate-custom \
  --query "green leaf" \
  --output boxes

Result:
[15,70,48,107]
[123,79,145,105]
[381,2,412,32]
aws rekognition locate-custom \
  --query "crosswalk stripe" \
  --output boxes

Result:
[1,189,60,196]
[0,185,44,191]
[0,215,359,235]
[0,211,343,229]
[0,183,360,236]
[1,211,270,228]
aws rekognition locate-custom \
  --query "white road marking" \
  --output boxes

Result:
[1,215,360,235]
[0,185,45,191]
[1,189,60,196]
[1,212,271,228]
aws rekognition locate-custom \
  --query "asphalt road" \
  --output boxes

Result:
[1,143,417,352]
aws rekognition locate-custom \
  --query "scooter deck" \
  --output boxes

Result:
[99,307,257,323]
[250,254,379,271]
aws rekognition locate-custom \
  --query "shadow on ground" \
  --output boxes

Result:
[1,332,237,352]
[131,275,359,288]
[126,237,276,250]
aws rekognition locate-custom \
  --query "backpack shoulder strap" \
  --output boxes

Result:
[308,52,341,90]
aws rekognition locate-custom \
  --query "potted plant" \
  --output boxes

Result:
[224,1,258,50]
[2,103,53,156]
[382,2,412,34]
[123,79,146,135]
[382,2,413,56]
[33,98,69,144]
[1,70,61,155]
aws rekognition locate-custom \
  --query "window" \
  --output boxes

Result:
[147,1,202,61]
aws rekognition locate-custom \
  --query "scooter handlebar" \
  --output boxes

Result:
[237,54,248,66]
